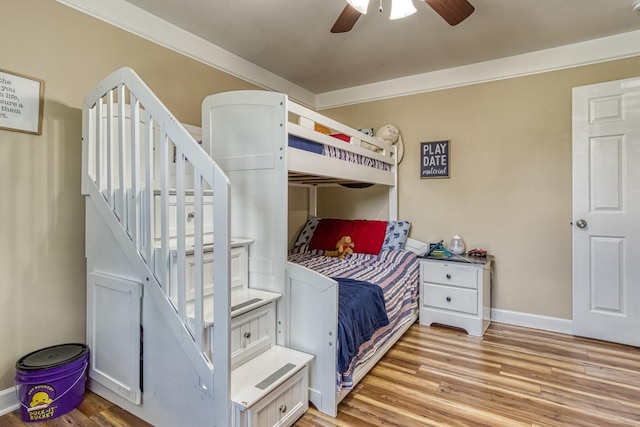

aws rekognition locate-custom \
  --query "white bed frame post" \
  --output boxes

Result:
[203,90,290,344]
[389,147,398,220]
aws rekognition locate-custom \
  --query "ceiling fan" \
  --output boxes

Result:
[331,0,475,33]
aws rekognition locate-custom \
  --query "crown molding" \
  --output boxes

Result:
[55,1,640,111]
[54,0,317,108]
[316,29,640,109]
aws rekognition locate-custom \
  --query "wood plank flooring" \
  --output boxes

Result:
[2,322,639,426]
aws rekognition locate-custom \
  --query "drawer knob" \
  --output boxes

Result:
[446,274,452,279]
[243,332,251,339]
[187,212,195,220]
[446,296,452,302]
[279,404,287,413]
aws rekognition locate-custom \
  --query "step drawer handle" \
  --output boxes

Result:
[446,296,452,302]
[243,332,251,339]
[446,274,452,279]
[279,404,287,413]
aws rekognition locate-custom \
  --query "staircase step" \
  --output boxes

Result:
[187,288,281,326]
[231,346,314,410]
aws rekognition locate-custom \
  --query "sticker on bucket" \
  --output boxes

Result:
[25,383,57,420]
[15,343,89,422]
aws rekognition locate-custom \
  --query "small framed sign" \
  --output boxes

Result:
[0,69,45,135]
[420,140,450,179]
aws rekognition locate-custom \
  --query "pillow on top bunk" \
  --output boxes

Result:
[308,218,387,255]
[381,220,411,250]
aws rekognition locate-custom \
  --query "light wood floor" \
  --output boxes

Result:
[2,322,639,426]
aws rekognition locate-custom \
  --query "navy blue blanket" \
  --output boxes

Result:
[336,278,389,373]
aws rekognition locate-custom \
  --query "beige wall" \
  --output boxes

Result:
[3,0,640,396]
[314,57,640,321]
[0,0,257,390]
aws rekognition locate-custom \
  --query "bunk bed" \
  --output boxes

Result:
[203,90,424,418]
[82,68,421,426]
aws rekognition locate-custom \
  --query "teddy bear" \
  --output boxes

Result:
[325,236,355,259]
[375,124,404,163]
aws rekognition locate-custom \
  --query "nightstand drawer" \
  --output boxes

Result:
[421,262,478,289]
[423,283,477,315]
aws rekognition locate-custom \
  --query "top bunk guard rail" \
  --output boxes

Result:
[287,101,397,187]
[81,67,232,425]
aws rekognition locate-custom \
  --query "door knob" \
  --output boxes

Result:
[576,219,588,229]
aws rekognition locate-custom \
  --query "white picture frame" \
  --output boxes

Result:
[0,69,44,135]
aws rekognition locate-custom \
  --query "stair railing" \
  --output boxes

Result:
[82,67,231,426]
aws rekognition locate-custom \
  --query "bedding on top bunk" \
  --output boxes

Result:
[288,134,391,171]
[288,217,419,392]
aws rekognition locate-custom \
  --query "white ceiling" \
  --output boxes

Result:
[60,0,640,107]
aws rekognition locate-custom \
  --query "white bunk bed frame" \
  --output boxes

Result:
[203,90,422,418]
[82,68,419,426]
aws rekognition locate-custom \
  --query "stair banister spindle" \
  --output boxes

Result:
[143,110,154,265]
[159,129,169,291]
[130,93,141,252]
[193,173,204,351]
[117,84,127,229]
[106,90,114,210]
[176,146,187,323]
[95,101,102,194]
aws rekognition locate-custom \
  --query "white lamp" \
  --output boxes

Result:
[389,0,417,19]
[347,0,370,14]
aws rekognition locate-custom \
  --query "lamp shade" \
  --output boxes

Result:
[389,0,417,19]
[347,0,370,14]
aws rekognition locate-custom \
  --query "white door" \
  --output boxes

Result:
[572,77,640,346]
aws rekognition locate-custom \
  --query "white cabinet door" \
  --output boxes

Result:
[572,76,640,346]
[87,272,142,404]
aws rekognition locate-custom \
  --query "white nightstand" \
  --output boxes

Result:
[419,255,492,337]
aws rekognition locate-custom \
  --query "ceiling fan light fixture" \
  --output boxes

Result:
[346,0,370,14]
[389,0,417,20]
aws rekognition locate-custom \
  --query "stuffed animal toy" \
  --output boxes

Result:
[375,124,405,164]
[325,236,355,259]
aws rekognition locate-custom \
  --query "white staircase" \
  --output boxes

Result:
[82,68,311,427]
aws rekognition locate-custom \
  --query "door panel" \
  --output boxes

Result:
[572,77,640,346]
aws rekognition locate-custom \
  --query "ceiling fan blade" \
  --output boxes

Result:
[331,5,361,33]
[424,0,474,26]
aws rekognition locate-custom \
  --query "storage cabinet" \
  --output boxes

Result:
[231,301,276,369]
[419,256,492,337]
[248,366,308,427]
[231,346,313,427]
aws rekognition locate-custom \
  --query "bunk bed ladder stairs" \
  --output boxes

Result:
[82,67,232,426]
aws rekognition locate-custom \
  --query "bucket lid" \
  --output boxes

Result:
[16,343,88,371]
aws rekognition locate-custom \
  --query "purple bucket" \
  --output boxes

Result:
[15,343,89,422]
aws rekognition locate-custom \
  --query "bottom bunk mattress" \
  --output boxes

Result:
[288,246,419,391]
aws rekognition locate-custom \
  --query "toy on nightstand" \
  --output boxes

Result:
[467,248,488,257]
[424,240,452,257]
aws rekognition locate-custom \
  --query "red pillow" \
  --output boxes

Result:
[308,218,387,255]
[330,133,350,142]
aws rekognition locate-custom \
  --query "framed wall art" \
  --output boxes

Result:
[0,69,45,135]
[420,140,450,179]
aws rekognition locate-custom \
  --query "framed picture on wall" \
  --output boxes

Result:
[0,69,45,135]
[420,140,450,178]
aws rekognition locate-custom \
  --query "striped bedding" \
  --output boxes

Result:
[288,246,419,391]
[324,145,391,171]
[288,135,391,171]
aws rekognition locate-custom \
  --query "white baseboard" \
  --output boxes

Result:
[0,386,19,417]
[491,308,573,335]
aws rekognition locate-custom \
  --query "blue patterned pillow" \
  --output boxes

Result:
[294,216,321,247]
[382,221,411,250]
